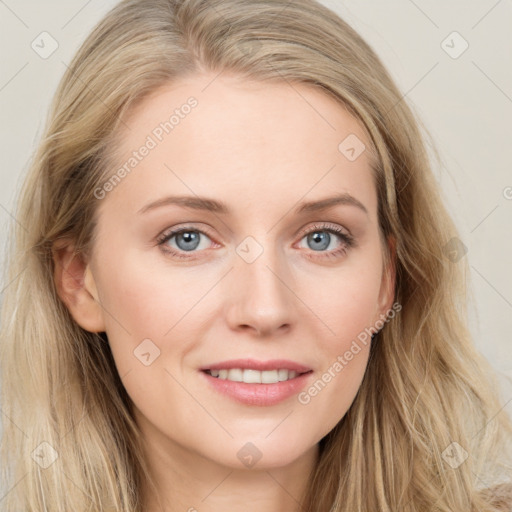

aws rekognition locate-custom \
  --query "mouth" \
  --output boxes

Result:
[199,359,314,406]
[202,368,312,384]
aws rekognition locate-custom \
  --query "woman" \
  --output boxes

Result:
[1,0,511,510]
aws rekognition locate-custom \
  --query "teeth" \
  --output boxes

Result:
[243,369,261,383]
[208,368,302,383]
[278,369,289,381]
[261,370,278,384]
[226,368,243,382]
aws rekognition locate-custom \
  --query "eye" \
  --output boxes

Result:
[296,223,355,260]
[157,226,215,259]
[156,222,355,261]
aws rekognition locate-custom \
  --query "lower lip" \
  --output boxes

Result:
[200,370,313,406]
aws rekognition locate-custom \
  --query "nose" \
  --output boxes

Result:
[224,242,296,338]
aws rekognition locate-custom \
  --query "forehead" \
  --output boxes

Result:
[101,72,378,221]
[117,72,374,157]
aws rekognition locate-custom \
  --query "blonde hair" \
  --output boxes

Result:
[1,0,511,510]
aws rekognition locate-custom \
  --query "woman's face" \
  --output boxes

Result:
[84,72,395,470]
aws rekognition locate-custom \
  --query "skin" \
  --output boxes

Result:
[54,71,396,512]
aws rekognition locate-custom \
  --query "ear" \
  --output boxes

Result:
[376,234,397,317]
[52,239,106,333]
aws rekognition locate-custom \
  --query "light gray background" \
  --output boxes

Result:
[0,1,511,402]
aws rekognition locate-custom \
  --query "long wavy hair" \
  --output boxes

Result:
[1,0,511,510]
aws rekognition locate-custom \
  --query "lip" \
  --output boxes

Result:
[200,358,312,373]
[199,359,314,406]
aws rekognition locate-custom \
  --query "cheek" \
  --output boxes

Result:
[300,259,383,342]
[96,250,201,333]
[94,249,219,375]
[300,343,370,440]
[93,256,202,417]
[299,274,376,430]
[296,250,382,406]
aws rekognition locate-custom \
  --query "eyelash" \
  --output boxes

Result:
[156,223,355,261]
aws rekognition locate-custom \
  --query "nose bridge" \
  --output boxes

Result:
[226,234,295,335]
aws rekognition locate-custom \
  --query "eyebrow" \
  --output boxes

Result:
[137,192,368,216]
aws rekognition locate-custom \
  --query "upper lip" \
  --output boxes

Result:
[201,359,312,373]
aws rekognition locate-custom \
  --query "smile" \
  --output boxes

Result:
[204,368,308,384]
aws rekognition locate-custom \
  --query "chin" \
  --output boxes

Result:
[208,435,317,471]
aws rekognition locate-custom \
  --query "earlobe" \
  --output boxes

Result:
[52,240,106,333]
